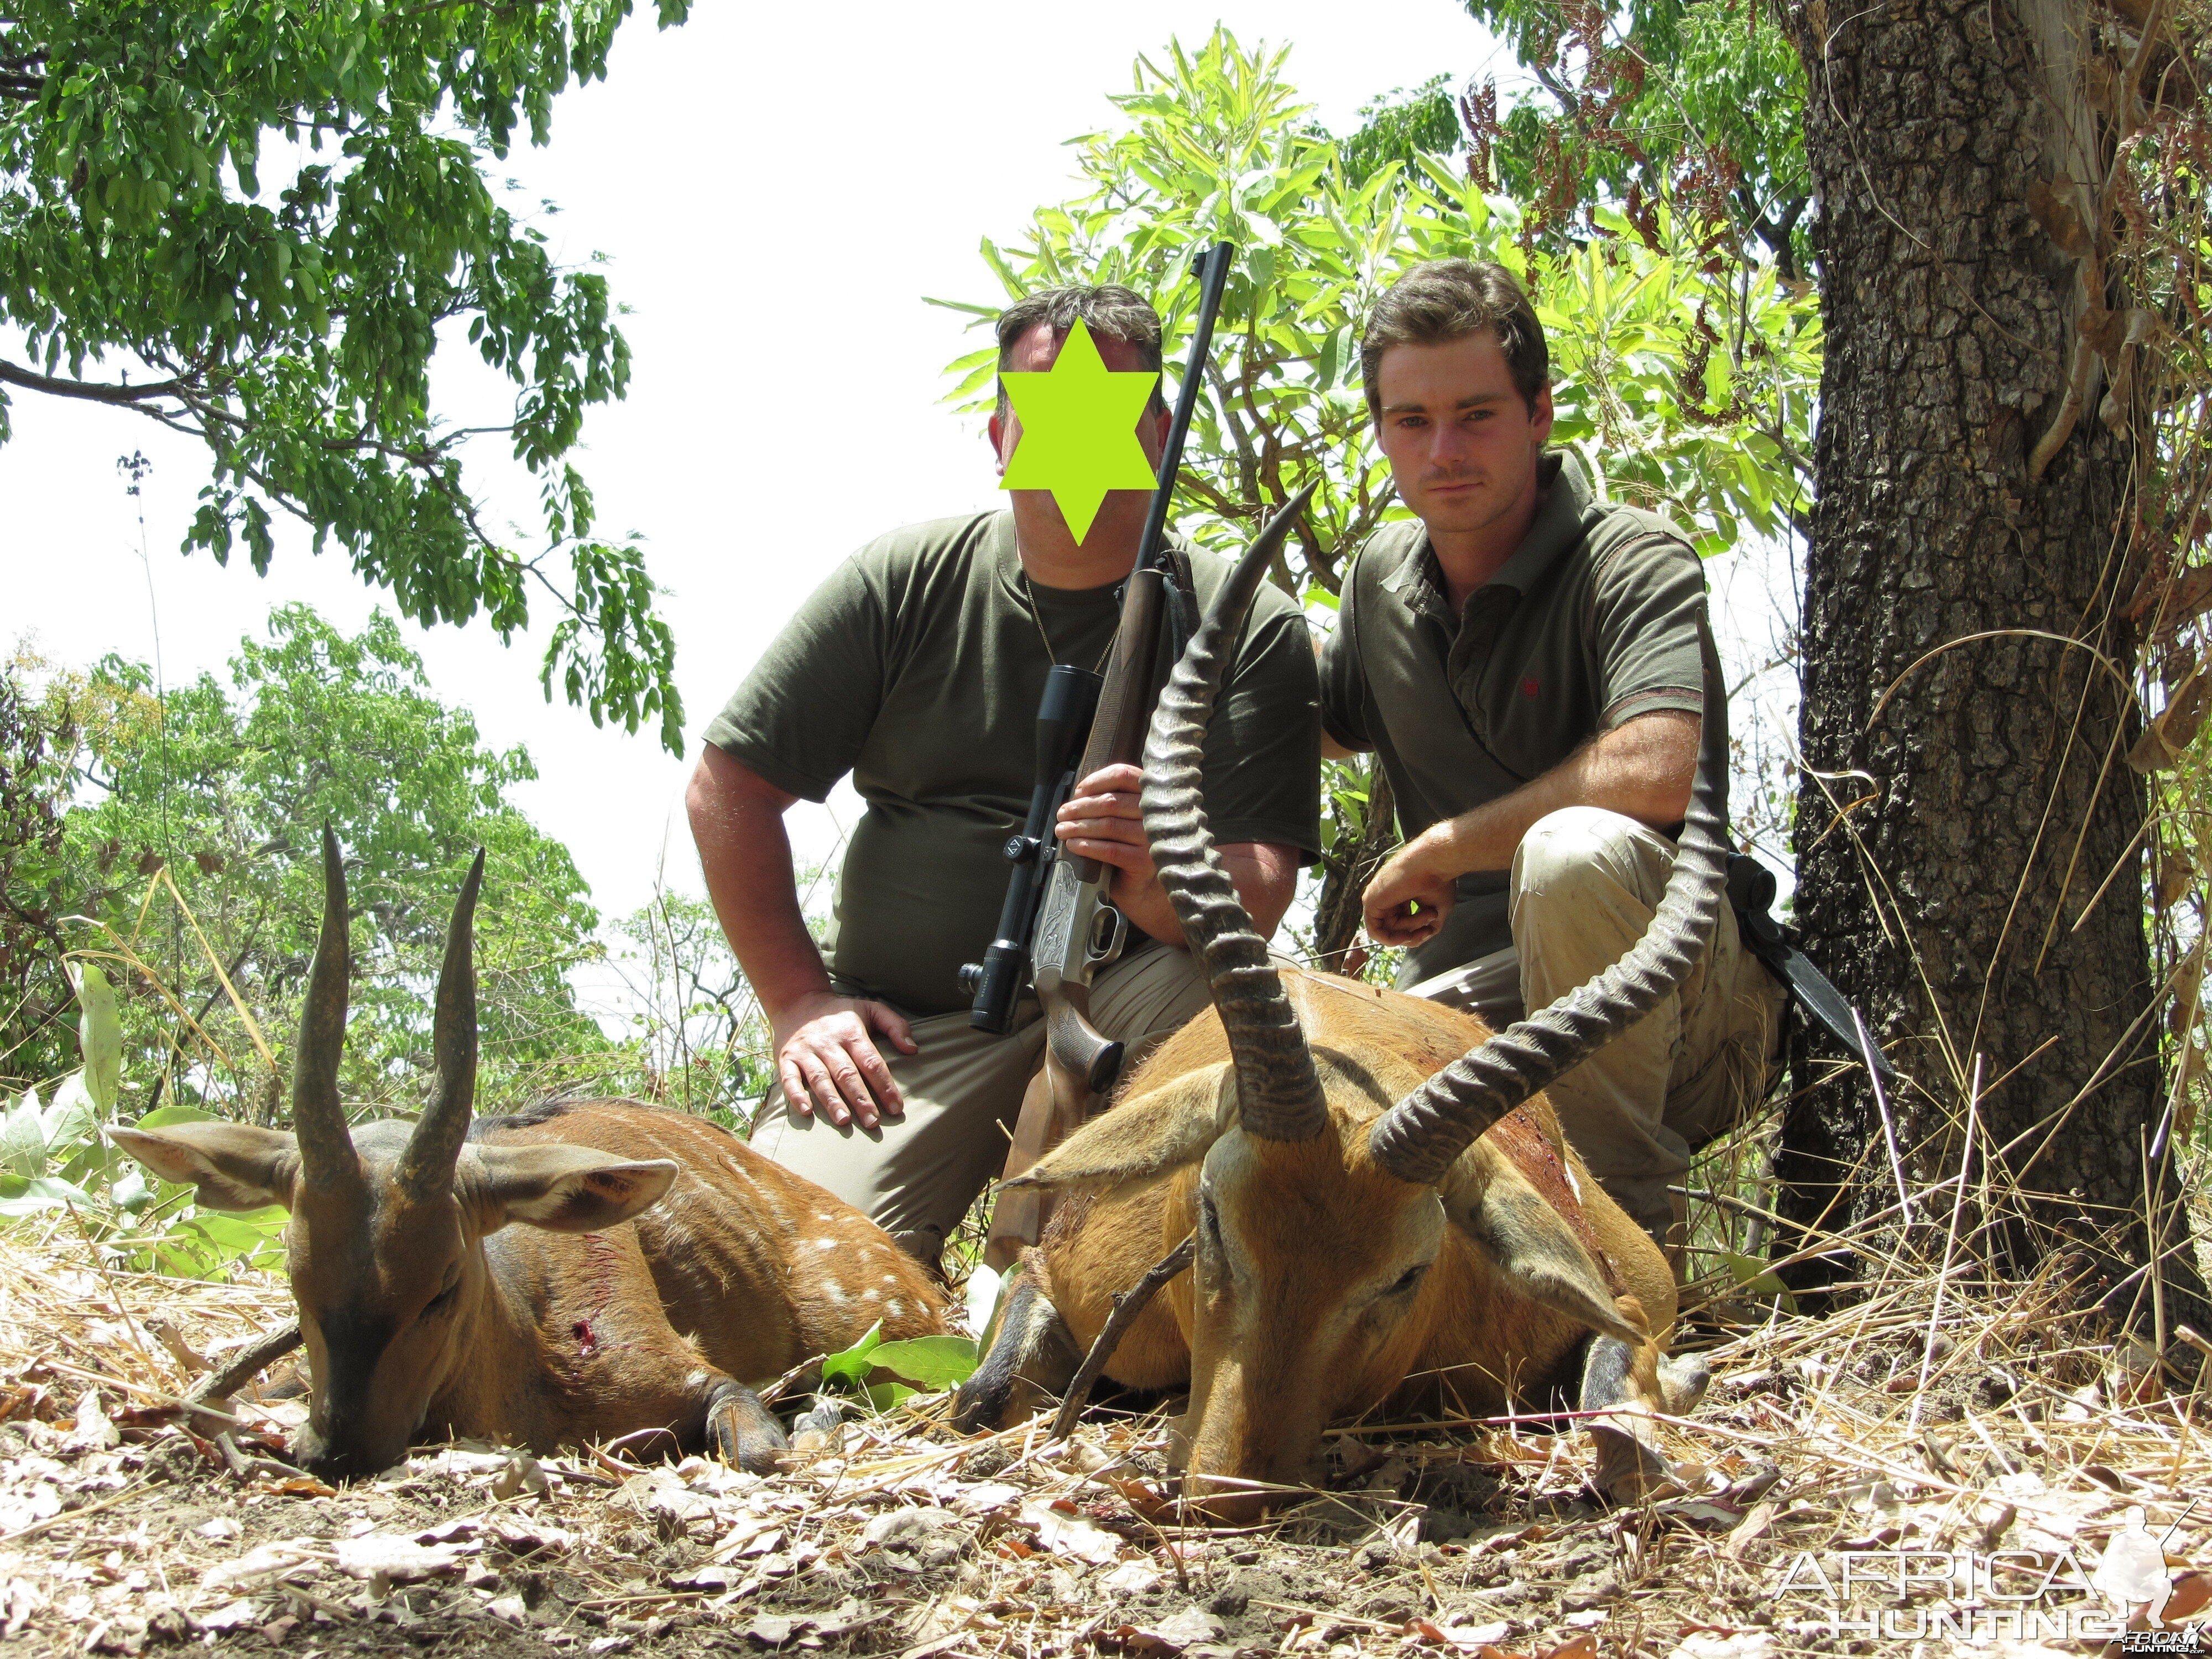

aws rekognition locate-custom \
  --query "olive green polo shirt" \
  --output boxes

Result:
[1319,452,1718,984]
[705,512,1322,1017]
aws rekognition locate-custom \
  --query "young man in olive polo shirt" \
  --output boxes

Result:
[687,285,1321,1270]
[1320,258,1785,1257]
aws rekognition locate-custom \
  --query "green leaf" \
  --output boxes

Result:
[922,295,1005,320]
[819,1321,885,1387]
[0,1173,98,1216]
[862,1380,918,1412]
[869,1335,980,1390]
[0,1091,46,1178]
[76,965,122,1116]
[175,1207,288,1265]
[41,1073,97,1160]
[1724,1252,1798,1313]
[135,1104,218,1129]
[111,1165,153,1214]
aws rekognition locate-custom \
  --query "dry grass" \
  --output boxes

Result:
[0,1207,2209,1659]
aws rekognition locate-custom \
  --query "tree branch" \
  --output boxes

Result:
[0,359,184,405]
[1048,1232,1194,1441]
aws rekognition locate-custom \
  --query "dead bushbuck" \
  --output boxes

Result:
[114,833,944,1479]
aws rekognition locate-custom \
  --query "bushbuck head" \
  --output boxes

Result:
[1007,499,1724,1519]
[112,834,679,1479]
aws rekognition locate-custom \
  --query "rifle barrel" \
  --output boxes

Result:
[1133,241,1233,576]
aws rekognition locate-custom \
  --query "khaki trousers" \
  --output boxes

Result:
[750,943,1214,1263]
[1404,806,1787,1248]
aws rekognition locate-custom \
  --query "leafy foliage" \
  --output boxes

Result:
[2,607,612,1112]
[934,29,1818,959]
[1,606,804,1280]
[0,984,289,1282]
[0,660,79,1084]
[938,29,1815,589]
[1339,77,1463,190]
[0,0,687,749]
[601,890,776,1122]
[1456,0,1810,275]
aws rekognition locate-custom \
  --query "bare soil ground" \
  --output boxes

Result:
[1,1236,2206,1659]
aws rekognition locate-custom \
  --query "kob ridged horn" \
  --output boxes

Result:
[1141,482,1328,1142]
[1366,613,1731,1184]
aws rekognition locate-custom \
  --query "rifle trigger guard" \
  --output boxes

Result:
[1085,903,1128,970]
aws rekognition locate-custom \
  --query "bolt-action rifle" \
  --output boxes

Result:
[962,242,1234,1266]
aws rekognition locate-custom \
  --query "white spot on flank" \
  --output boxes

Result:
[881,1272,896,1283]
[823,1280,847,1304]
[815,1211,833,1220]
[862,1287,880,1300]
[813,1237,838,1251]
[885,1300,904,1318]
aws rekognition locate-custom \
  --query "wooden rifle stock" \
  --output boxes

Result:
[985,568,1166,1270]
[984,242,1232,1271]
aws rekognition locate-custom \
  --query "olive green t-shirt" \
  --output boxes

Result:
[1318,452,1718,984]
[705,512,1322,1017]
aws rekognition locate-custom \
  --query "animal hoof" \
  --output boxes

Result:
[791,1395,846,1452]
[707,1396,790,1475]
[1590,1424,1683,1505]
[1659,1351,1712,1416]
[732,1420,790,1475]
[951,1370,1018,1434]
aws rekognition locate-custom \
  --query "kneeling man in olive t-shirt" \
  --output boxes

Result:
[686,285,1321,1270]
[1321,259,1786,1260]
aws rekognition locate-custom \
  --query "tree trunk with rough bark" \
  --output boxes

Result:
[1777,0,2205,1326]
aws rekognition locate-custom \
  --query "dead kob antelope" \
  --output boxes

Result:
[113,833,943,1479]
[955,488,1715,1515]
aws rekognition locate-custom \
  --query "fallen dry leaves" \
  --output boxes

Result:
[0,1228,2209,1656]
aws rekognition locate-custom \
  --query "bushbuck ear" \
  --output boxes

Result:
[1003,1067,1227,1191]
[473,1144,678,1232]
[1443,1162,1650,1349]
[108,1124,299,1212]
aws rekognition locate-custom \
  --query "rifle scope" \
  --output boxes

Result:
[959,664,1102,1033]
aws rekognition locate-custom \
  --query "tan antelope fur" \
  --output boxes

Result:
[953,497,1719,1519]
[112,833,943,1480]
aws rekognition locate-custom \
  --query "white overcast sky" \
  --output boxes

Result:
[3,3,1519,927]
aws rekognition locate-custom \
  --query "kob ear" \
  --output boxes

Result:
[1443,1161,1650,1349]
[108,1124,300,1213]
[473,1144,678,1233]
[1003,1067,1227,1192]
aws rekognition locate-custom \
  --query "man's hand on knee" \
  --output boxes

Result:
[772,992,917,1130]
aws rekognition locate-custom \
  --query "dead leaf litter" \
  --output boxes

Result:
[1,1235,2208,1657]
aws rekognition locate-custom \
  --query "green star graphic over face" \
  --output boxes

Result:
[1000,319,1161,544]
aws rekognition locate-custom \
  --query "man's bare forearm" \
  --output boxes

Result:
[685,747,831,1020]
[1117,841,1300,947]
[1408,709,1698,879]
